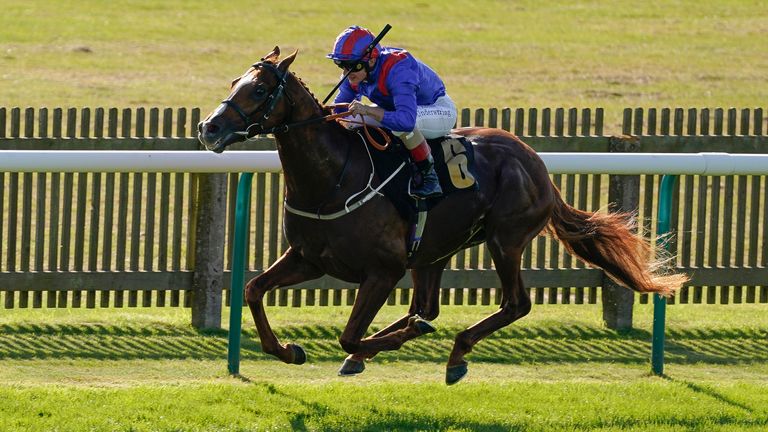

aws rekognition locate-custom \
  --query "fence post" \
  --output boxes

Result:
[652,175,677,375]
[228,172,254,375]
[191,173,228,329]
[602,135,640,330]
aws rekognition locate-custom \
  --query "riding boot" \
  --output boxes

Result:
[411,154,443,199]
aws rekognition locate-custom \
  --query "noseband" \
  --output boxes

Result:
[220,61,294,136]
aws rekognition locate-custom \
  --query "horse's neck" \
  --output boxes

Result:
[277,125,357,207]
[275,81,357,205]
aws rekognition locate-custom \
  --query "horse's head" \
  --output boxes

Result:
[198,46,297,153]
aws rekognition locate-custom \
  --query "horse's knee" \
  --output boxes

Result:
[338,337,361,355]
[244,278,264,305]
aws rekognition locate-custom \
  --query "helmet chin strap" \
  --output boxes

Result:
[363,57,376,74]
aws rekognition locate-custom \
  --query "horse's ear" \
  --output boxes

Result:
[262,46,280,63]
[277,50,298,73]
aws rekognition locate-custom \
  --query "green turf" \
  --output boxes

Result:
[1,0,766,132]
[1,303,766,431]
[2,379,767,431]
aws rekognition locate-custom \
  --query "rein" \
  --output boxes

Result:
[333,114,392,151]
[242,103,392,152]
[241,107,351,137]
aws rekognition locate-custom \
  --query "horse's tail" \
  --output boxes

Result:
[546,184,688,296]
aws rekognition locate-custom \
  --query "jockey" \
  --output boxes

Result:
[327,25,457,199]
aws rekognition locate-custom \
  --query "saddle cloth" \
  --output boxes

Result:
[359,129,479,222]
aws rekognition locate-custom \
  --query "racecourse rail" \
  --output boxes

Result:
[2,150,767,375]
[2,150,768,175]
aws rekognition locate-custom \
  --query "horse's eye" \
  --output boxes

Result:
[253,86,267,98]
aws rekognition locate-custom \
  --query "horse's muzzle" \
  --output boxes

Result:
[198,119,240,153]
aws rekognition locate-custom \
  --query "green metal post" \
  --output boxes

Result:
[228,172,254,375]
[652,174,677,376]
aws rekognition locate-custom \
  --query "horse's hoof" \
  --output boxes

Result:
[338,358,365,376]
[287,343,306,365]
[414,318,437,335]
[445,362,468,385]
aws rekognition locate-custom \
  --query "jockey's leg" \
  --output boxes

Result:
[415,95,458,139]
[396,129,443,199]
[396,95,457,199]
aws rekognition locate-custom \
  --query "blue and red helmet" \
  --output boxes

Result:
[327,26,381,62]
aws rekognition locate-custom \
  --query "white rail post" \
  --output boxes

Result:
[191,172,228,329]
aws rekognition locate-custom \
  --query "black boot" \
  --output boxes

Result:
[411,155,443,199]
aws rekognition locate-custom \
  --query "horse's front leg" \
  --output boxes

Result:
[246,247,323,364]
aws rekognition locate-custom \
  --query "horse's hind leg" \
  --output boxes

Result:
[337,265,455,363]
[339,259,447,375]
[446,242,531,385]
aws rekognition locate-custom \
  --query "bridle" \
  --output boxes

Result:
[217,60,390,151]
[220,61,295,137]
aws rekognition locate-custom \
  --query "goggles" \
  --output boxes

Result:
[334,59,366,72]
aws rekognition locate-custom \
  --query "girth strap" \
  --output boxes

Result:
[283,161,405,220]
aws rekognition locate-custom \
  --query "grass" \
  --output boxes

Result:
[1,0,767,133]
[2,379,767,431]
[1,303,767,431]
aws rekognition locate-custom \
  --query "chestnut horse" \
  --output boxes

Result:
[198,47,685,384]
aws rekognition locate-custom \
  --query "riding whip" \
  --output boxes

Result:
[321,24,392,105]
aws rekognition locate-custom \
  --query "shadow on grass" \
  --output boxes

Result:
[663,375,757,413]
[253,381,520,432]
[234,381,768,432]
[0,322,766,365]
[298,411,768,432]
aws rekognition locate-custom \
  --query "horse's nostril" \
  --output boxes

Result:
[206,123,219,134]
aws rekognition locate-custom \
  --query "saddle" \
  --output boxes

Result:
[357,129,479,254]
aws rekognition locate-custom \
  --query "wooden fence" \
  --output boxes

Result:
[1,106,766,326]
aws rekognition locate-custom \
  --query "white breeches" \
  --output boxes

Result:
[411,95,458,139]
[344,94,458,140]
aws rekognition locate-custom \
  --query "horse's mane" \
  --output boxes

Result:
[295,74,334,115]
[263,58,333,115]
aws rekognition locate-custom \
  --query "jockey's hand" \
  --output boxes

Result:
[347,100,370,117]
[347,100,384,121]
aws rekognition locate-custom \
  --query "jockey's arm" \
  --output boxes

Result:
[347,84,417,130]
[379,68,418,132]
[346,61,418,129]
